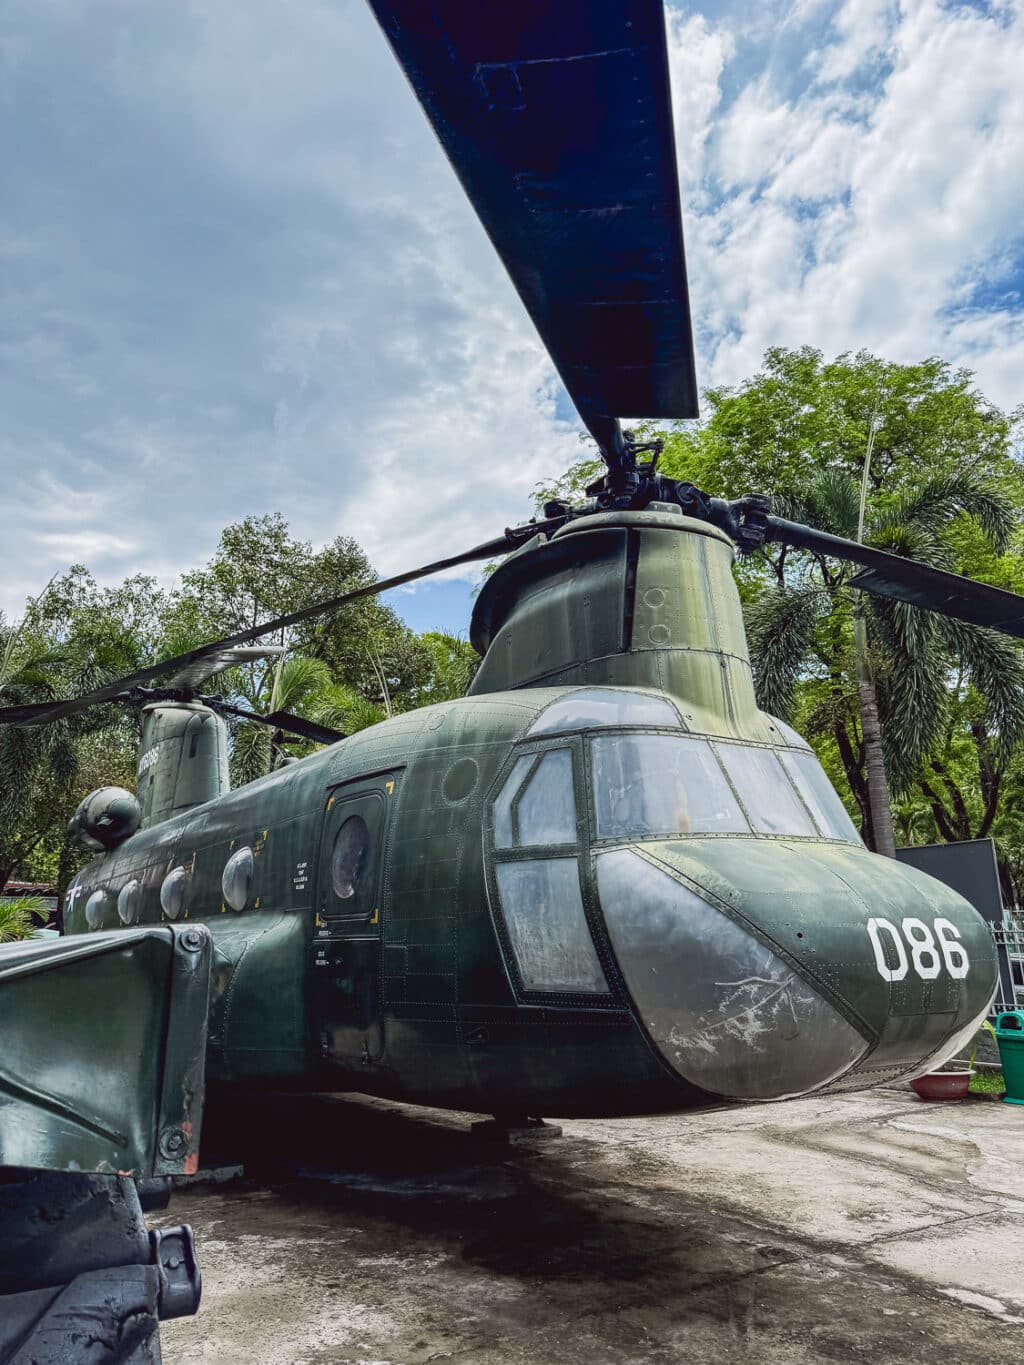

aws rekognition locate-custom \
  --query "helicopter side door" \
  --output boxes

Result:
[312,772,399,1067]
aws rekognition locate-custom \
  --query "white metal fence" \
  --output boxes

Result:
[991,923,1024,1016]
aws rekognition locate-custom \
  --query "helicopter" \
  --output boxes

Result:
[1,1,1018,1166]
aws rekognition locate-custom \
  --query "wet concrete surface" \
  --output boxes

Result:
[156,1088,1024,1363]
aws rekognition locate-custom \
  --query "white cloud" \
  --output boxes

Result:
[670,0,1024,402]
[0,0,1022,630]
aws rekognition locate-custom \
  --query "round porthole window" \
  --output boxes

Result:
[117,879,141,925]
[222,846,254,912]
[160,866,189,920]
[331,815,369,901]
[85,889,106,930]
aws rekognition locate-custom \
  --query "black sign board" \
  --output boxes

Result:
[896,838,1011,1006]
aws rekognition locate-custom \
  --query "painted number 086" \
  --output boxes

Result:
[866,917,970,982]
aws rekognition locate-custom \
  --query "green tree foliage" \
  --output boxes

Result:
[660,346,1023,499]
[414,632,480,705]
[0,515,460,888]
[0,895,48,943]
[161,515,432,706]
[0,573,150,892]
[160,515,435,786]
[747,468,1024,848]
[545,346,1024,892]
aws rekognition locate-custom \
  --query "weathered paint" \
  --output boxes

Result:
[0,925,211,1175]
[138,700,231,827]
[53,515,997,1118]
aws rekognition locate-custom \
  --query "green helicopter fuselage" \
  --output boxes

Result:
[63,512,997,1116]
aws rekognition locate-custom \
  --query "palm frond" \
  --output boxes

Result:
[887,473,1014,553]
[875,648,950,795]
[935,617,1024,761]
[0,896,47,943]
[745,584,824,722]
[229,722,272,788]
[312,685,387,735]
[865,519,955,573]
[269,656,333,715]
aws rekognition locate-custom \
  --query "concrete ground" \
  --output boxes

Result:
[156,1086,1024,1364]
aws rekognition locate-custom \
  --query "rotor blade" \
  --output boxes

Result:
[209,701,345,746]
[0,521,557,729]
[163,645,286,694]
[367,0,698,463]
[767,516,1024,638]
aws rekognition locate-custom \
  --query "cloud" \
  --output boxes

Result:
[670,0,1024,399]
[0,0,1022,630]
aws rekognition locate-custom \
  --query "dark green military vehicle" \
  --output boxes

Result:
[1,0,1016,1356]
[48,506,1003,1128]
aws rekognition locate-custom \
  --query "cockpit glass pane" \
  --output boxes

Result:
[714,744,817,836]
[494,754,535,850]
[591,734,750,839]
[780,750,861,843]
[529,688,679,736]
[517,749,576,846]
[495,857,607,993]
[771,718,812,750]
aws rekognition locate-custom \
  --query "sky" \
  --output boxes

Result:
[2,0,1023,638]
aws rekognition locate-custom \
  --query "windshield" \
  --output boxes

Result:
[713,743,817,837]
[592,734,749,839]
[779,749,861,842]
[590,734,860,844]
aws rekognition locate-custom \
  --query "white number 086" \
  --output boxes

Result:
[866,917,970,982]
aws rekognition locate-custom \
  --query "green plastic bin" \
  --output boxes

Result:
[994,1010,1024,1106]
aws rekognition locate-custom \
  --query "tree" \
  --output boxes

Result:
[413,632,480,705]
[0,896,48,943]
[159,515,434,785]
[747,469,1024,849]
[161,515,432,706]
[0,569,156,893]
[0,519,473,887]
[661,346,1023,501]
[541,347,1024,868]
[536,347,1023,514]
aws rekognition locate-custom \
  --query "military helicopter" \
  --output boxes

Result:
[1,1,1019,1167]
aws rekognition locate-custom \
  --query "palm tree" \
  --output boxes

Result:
[415,632,480,704]
[0,611,137,892]
[746,471,1024,851]
[0,895,48,943]
[227,654,394,787]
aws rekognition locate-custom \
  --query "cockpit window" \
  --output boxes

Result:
[494,755,534,850]
[495,858,607,994]
[771,718,812,750]
[591,734,749,839]
[494,749,577,849]
[529,688,679,736]
[779,750,861,843]
[517,749,576,846]
[713,743,817,837]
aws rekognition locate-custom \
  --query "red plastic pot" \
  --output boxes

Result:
[910,1070,973,1101]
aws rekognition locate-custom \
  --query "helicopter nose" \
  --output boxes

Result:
[596,841,997,1102]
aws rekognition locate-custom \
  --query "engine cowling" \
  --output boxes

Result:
[68,787,142,851]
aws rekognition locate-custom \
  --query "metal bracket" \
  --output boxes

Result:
[150,1225,202,1320]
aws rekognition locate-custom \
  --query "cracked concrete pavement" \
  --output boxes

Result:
[157,1087,1024,1363]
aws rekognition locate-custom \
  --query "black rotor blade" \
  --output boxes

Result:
[0,520,559,729]
[209,701,345,747]
[767,516,1024,638]
[367,0,698,464]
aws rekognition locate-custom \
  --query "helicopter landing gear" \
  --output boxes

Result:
[469,1114,563,1146]
[0,1169,201,1363]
